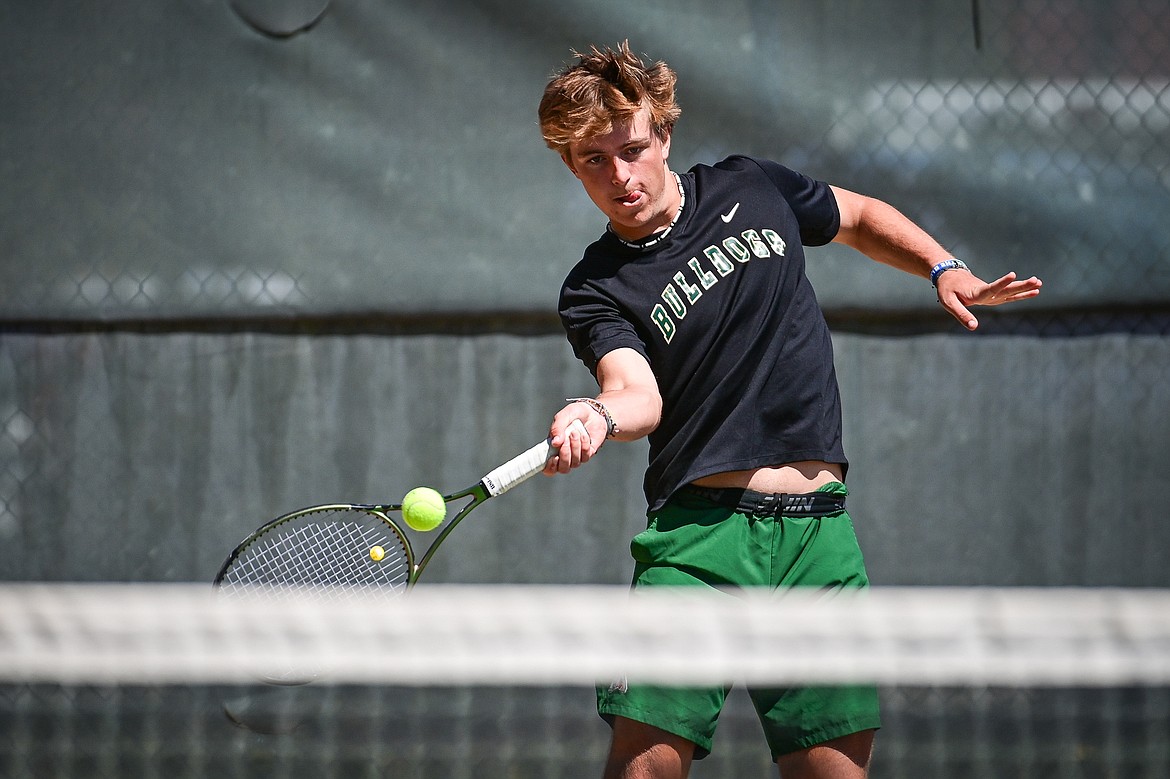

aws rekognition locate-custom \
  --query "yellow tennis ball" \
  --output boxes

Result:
[402,487,446,532]
[369,545,385,561]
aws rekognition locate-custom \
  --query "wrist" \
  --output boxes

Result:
[566,397,618,439]
[930,258,969,287]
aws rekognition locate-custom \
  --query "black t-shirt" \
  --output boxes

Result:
[558,155,846,510]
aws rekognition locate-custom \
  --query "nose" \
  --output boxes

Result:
[610,157,631,186]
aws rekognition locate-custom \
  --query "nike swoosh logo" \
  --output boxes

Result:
[721,203,740,223]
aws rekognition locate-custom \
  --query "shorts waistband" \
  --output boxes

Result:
[679,484,847,518]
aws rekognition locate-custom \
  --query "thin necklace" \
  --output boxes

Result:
[608,172,685,251]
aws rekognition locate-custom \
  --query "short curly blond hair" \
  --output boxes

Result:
[538,41,681,157]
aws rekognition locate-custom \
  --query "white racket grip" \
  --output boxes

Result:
[480,420,588,497]
[481,440,554,497]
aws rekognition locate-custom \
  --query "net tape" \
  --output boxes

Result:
[2,584,1168,687]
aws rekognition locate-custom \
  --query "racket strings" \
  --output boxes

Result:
[219,510,411,602]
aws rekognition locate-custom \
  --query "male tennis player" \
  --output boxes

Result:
[539,42,1041,779]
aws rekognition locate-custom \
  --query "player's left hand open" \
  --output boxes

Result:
[937,270,1043,331]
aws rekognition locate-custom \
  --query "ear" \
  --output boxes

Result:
[561,153,580,178]
[660,128,673,161]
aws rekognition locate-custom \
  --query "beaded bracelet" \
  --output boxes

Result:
[566,397,619,439]
[930,258,970,287]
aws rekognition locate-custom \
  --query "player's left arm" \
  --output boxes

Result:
[829,185,1042,330]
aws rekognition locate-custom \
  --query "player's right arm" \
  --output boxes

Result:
[592,347,662,442]
[546,347,662,474]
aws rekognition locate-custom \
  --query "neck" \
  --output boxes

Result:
[609,171,685,251]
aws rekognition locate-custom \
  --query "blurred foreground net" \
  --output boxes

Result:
[2,584,1168,778]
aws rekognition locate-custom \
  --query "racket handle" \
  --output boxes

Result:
[480,421,588,497]
[481,440,553,497]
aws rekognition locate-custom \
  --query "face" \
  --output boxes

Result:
[563,107,678,242]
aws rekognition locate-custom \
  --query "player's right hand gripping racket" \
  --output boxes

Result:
[214,425,581,605]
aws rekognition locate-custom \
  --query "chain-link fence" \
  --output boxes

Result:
[1,0,1167,324]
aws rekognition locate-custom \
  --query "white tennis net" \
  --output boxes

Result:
[2,584,1168,778]
[2,584,1169,686]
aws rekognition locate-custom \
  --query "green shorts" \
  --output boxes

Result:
[596,481,882,760]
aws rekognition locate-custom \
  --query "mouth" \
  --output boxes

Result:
[615,190,643,207]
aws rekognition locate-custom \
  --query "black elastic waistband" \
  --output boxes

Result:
[680,485,846,518]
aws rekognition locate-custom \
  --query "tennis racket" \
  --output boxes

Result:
[216,425,582,731]
[214,422,584,605]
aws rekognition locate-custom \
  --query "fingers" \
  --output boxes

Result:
[944,298,979,331]
[937,270,1043,331]
[1001,275,1043,301]
[981,272,1044,305]
[543,417,594,475]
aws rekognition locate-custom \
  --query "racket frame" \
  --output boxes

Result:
[213,435,555,592]
[213,433,568,730]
